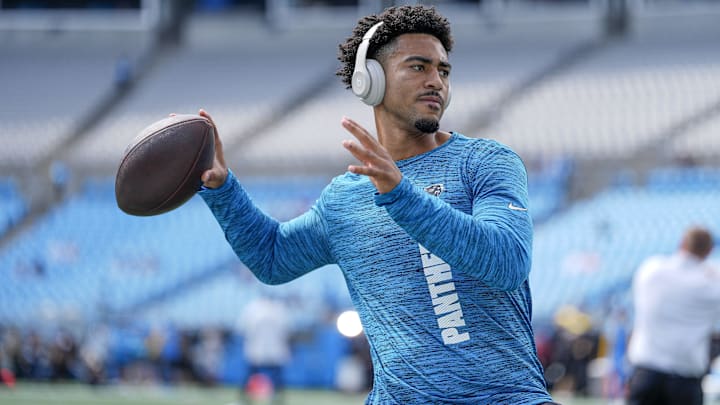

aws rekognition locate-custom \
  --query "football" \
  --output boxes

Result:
[115,114,215,216]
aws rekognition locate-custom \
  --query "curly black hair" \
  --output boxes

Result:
[336,5,454,89]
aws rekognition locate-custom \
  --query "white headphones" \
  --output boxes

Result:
[352,21,386,106]
[351,21,452,108]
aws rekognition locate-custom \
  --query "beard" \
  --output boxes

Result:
[414,118,439,134]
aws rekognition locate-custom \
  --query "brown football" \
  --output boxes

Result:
[115,114,215,216]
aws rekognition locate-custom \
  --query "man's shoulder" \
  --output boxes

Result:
[328,172,373,189]
[637,255,671,274]
[453,133,507,148]
[317,172,376,206]
[641,254,670,267]
[452,133,522,161]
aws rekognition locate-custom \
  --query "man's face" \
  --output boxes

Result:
[380,33,451,134]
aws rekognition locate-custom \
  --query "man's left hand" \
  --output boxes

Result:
[341,117,402,194]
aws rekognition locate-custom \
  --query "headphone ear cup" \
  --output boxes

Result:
[362,59,385,106]
[351,69,370,99]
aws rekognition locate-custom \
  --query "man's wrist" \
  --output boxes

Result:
[199,169,234,193]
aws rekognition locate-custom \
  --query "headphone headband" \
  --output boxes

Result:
[363,21,383,41]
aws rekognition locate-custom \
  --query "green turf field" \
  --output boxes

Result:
[1,382,364,405]
[0,382,618,405]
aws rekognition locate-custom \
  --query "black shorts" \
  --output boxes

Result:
[627,366,703,405]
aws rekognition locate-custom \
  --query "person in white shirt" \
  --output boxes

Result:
[238,292,291,405]
[627,226,719,405]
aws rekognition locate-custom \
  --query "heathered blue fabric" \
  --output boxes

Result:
[199,133,552,404]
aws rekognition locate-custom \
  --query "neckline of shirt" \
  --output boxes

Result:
[396,132,459,168]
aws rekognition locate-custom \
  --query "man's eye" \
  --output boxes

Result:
[411,65,424,71]
[440,70,450,77]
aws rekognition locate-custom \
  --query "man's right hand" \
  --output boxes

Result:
[198,108,229,189]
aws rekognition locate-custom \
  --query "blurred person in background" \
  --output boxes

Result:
[48,160,70,202]
[79,324,110,385]
[238,292,290,405]
[191,327,225,386]
[627,226,719,405]
[197,5,555,404]
[602,307,630,403]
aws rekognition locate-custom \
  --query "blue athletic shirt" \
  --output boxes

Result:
[199,133,553,404]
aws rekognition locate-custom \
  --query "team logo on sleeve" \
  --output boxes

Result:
[424,183,444,197]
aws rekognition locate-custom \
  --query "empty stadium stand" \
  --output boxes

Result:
[487,24,720,160]
[0,30,151,169]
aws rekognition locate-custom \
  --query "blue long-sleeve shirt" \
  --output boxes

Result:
[200,133,552,404]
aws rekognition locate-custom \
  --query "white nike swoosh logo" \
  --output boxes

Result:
[508,203,528,211]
